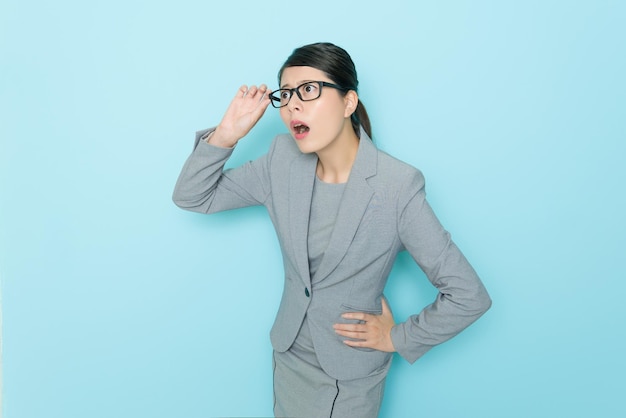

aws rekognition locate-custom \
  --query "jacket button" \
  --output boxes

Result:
[305,288,310,297]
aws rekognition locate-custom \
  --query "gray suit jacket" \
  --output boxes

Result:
[173,127,491,380]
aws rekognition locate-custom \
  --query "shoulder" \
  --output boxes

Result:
[371,145,426,191]
[368,147,431,217]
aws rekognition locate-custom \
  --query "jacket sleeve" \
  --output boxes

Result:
[390,170,492,364]
[172,128,273,213]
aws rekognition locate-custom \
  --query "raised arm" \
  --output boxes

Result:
[172,85,273,214]
[207,84,272,148]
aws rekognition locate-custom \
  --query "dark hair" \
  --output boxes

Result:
[278,42,372,140]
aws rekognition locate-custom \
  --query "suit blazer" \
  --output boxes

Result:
[173,127,491,380]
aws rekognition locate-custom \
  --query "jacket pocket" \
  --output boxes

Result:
[340,303,382,317]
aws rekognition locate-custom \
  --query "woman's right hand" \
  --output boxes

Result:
[209,84,272,148]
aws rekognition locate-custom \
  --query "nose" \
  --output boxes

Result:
[287,93,302,112]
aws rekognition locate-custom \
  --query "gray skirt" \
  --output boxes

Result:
[273,316,392,418]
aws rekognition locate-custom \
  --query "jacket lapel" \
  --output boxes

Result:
[312,132,378,283]
[288,152,318,286]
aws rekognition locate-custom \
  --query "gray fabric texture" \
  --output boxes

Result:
[273,316,390,418]
[173,127,492,380]
[308,177,346,278]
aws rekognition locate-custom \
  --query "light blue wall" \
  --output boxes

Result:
[1,1,624,417]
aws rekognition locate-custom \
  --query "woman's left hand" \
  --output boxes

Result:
[333,297,397,353]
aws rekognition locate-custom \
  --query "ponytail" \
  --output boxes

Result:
[351,100,372,140]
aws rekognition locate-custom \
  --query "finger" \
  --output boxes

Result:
[341,312,369,321]
[258,85,270,101]
[334,324,367,340]
[251,85,270,102]
[238,85,248,97]
[381,297,392,316]
[333,323,365,332]
[247,85,259,98]
[251,93,271,117]
[343,339,368,348]
[336,329,367,340]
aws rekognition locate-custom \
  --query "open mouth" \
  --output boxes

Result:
[293,123,310,135]
[291,121,310,140]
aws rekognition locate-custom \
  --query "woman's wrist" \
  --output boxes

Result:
[207,127,238,148]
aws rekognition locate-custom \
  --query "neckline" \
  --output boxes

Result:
[315,175,347,186]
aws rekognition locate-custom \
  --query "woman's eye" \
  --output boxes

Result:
[280,91,290,100]
[303,83,317,94]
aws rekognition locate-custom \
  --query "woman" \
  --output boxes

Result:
[173,42,491,417]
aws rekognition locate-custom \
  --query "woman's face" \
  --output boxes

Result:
[279,66,356,155]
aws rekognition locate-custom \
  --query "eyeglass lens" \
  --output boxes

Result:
[271,82,322,107]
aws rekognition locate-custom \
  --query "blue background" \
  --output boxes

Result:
[1,1,624,417]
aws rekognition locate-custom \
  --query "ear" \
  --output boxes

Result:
[343,90,359,118]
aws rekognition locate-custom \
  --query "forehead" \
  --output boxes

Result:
[280,66,329,87]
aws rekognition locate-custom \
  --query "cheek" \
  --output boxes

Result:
[279,108,290,127]
[310,99,342,123]
[318,102,348,128]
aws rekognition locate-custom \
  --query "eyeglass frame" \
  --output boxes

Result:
[269,81,349,108]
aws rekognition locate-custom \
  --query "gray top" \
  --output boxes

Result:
[308,176,346,279]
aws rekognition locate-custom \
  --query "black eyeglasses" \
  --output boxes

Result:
[269,81,347,108]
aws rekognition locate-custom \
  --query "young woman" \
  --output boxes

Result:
[173,42,491,417]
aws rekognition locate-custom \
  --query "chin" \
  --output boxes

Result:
[292,138,319,154]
